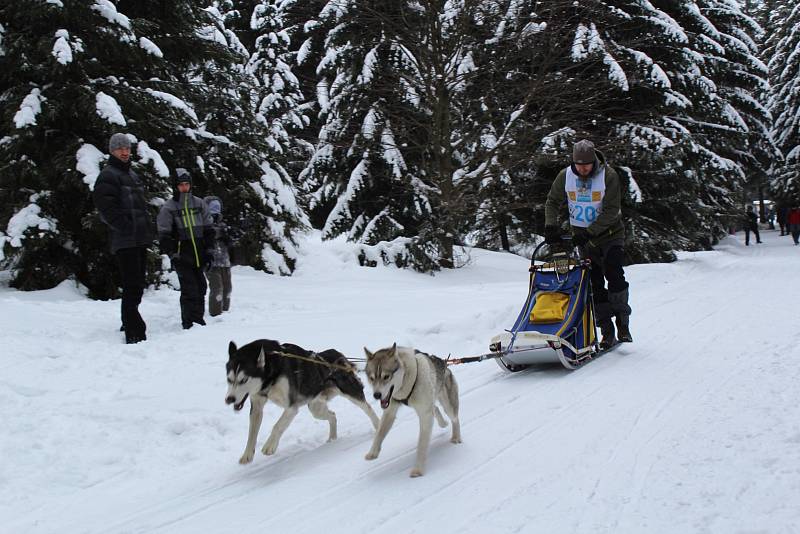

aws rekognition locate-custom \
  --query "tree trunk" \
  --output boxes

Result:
[499,214,510,251]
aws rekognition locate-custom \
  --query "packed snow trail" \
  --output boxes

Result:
[2,230,799,534]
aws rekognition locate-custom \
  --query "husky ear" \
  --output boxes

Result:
[389,342,397,356]
[364,347,374,360]
[228,341,237,358]
[257,347,266,370]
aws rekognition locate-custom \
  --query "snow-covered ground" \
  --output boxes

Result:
[2,229,799,534]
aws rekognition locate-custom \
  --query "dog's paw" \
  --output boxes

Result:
[261,441,278,456]
[365,450,379,461]
[450,435,463,444]
[409,468,424,478]
[239,451,254,464]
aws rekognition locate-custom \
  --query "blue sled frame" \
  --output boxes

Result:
[489,239,605,371]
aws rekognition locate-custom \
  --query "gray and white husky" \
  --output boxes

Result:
[226,339,379,464]
[364,343,462,477]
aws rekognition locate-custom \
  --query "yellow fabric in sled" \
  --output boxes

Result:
[530,292,570,323]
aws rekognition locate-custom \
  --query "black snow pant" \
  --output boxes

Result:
[582,240,631,329]
[116,246,147,343]
[745,224,761,245]
[207,267,232,317]
[174,262,207,328]
[791,224,800,245]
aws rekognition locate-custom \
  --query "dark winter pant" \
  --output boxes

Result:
[207,267,232,316]
[174,262,207,328]
[745,224,761,245]
[582,240,631,328]
[116,246,147,342]
[790,224,800,245]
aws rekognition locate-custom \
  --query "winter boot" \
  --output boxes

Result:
[615,315,633,343]
[608,288,632,344]
[125,331,146,344]
[598,320,616,350]
[595,300,616,350]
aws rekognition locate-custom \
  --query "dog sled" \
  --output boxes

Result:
[488,238,615,371]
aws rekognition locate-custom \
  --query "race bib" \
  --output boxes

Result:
[565,166,605,228]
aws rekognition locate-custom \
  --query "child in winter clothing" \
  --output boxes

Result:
[203,196,233,316]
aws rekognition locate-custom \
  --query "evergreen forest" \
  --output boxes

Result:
[1,0,798,297]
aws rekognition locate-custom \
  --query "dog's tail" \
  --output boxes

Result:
[317,349,367,401]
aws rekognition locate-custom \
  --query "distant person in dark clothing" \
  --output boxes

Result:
[157,170,214,329]
[92,133,153,344]
[744,205,762,246]
[788,205,800,245]
[777,203,789,236]
[203,196,233,316]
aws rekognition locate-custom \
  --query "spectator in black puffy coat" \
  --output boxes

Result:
[92,133,153,344]
[157,169,214,329]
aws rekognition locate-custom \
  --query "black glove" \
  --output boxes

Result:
[572,233,589,247]
[544,226,561,245]
[158,235,176,257]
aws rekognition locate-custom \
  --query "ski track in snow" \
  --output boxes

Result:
[2,231,800,534]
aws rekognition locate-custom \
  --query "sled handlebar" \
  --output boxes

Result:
[531,236,579,266]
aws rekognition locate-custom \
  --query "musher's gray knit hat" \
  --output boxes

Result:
[108,133,131,152]
[572,139,596,164]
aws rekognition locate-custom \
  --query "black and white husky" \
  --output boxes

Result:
[226,339,380,464]
[364,343,462,477]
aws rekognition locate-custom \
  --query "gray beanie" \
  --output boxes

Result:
[572,139,596,164]
[108,133,131,152]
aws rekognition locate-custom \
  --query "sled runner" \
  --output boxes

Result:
[489,239,616,371]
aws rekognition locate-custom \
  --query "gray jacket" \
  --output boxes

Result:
[157,193,214,268]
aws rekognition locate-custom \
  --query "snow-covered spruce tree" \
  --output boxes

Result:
[648,0,756,242]
[213,0,260,51]
[701,0,779,216]
[0,0,180,296]
[302,0,501,270]
[472,0,772,261]
[767,3,800,200]
[278,0,334,189]
[194,4,307,275]
[0,1,304,297]
[463,1,632,253]
[466,0,704,262]
[244,0,310,187]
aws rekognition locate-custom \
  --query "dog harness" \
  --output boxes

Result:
[391,354,419,405]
